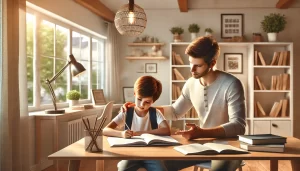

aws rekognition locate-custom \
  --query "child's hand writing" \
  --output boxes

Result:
[122,130,133,139]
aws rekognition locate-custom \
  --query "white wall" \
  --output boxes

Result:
[27,0,107,36]
[119,8,300,137]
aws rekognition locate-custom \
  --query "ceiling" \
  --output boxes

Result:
[99,0,299,13]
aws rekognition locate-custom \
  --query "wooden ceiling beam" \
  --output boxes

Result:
[177,0,188,12]
[74,0,115,22]
[276,0,294,9]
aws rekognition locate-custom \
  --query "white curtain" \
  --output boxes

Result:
[1,0,29,170]
[105,23,121,103]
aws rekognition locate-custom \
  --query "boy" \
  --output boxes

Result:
[103,75,170,171]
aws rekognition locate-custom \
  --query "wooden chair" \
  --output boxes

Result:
[193,161,245,171]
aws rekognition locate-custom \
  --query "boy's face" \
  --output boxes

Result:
[134,93,154,113]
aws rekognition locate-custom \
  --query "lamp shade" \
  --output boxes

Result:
[114,0,147,36]
[72,62,86,76]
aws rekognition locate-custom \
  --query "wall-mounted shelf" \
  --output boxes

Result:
[128,43,165,46]
[125,56,167,60]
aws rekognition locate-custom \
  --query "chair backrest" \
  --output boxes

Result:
[101,101,114,127]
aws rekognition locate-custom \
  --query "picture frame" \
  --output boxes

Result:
[224,53,243,74]
[123,87,135,102]
[91,89,106,105]
[221,14,244,38]
[145,63,157,73]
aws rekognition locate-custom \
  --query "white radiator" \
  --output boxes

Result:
[67,115,96,145]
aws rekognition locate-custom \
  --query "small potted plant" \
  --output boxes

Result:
[205,28,213,37]
[188,23,200,41]
[66,90,81,107]
[261,13,286,42]
[170,27,184,42]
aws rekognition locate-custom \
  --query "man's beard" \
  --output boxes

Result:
[192,67,211,79]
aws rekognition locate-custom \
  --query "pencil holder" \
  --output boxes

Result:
[84,129,103,152]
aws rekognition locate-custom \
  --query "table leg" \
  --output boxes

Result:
[68,160,80,171]
[290,160,300,171]
[270,160,278,171]
[96,160,104,171]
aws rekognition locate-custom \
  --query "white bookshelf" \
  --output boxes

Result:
[169,42,293,136]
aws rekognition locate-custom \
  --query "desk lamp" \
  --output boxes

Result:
[45,54,86,114]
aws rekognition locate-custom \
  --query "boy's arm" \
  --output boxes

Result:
[134,120,171,136]
[103,121,133,138]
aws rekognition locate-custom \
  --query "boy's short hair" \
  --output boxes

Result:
[134,76,162,102]
[185,36,220,64]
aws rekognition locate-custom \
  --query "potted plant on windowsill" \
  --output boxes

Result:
[204,28,213,37]
[188,23,200,41]
[66,90,81,107]
[261,13,286,42]
[170,27,184,42]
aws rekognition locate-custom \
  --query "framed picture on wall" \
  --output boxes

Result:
[224,53,243,74]
[123,87,135,102]
[145,63,157,73]
[221,14,244,38]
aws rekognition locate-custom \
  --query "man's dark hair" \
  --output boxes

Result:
[134,76,162,102]
[185,36,220,64]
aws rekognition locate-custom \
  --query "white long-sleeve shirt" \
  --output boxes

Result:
[164,71,246,137]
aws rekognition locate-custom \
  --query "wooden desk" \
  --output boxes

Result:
[49,136,300,171]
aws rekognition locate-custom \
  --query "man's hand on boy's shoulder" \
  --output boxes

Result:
[121,102,136,112]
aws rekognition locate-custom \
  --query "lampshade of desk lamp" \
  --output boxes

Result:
[45,54,86,114]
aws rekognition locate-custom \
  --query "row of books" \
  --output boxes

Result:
[172,84,181,100]
[172,68,185,80]
[255,99,289,118]
[254,50,290,66]
[255,74,289,90]
[239,134,286,153]
[171,51,185,65]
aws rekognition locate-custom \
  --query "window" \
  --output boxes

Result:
[26,10,106,111]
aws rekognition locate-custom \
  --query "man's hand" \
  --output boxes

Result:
[121,130,133,139]
[133,131,144,136]
[121,102,136,113]
[175,123,201,140]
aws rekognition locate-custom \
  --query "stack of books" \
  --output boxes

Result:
[238,134,287,153]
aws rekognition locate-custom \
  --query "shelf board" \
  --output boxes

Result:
[128,43,165,46]
[252,117,291,121]
[125,56,167,60]
[172,65,189,67]
[254,90,290,93]
[254,66,290,68]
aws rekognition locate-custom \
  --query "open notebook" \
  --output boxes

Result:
[107,133,180,147]
[174,143,249,155]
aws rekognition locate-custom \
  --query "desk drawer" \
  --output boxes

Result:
[271,120,291,136]
[253,120,270,134]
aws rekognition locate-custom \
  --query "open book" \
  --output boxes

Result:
[107,133,180,147]
[174,143,248,155]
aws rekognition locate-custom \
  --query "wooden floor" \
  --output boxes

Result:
[44,160,293,171]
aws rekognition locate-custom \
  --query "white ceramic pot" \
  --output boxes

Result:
[191,33,198,41]
[205,32,212,37]
[69,100,79,107]
[267,33,277,42]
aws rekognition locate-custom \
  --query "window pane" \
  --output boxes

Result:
[40,56,54,104]
[55,25,68,59]
[40,20,55,57]
[72,31,81,58]
[80,35,89,61]
[55,59,68,102]
[27,57,34,106]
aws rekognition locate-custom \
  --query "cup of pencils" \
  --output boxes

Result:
[82,116,107,152]
[84,129,103,152]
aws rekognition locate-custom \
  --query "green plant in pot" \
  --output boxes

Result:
[261,13,286,42]
[204,28,213,36]
[170,27,184,42]
[66,90,81,107]
[188,23,200,41]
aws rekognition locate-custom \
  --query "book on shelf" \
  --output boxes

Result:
[107,134,180,147]
[256,101,266,117]
[255,76,266,90]
[172,51,184,65]
[254,51,258,65]
[173,68,185,80]
[240,142,285,153]
[281,99,289,117]
[270,52,279,65]
[238,134,287,145]
[174,143,248,155]
[258,52,266,66]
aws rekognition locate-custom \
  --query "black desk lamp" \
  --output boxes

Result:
[45,54,86,114]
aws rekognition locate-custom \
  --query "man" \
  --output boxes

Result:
[163,36,246,171]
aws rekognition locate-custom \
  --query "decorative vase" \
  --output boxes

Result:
[205,32,212,37]
[267,33,277,42]
[190,33,198,41]
[69,100,79,107]
[173,33,182,42]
